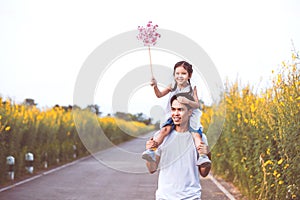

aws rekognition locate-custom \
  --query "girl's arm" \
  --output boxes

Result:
[177,86,200,109]
[191,86,201,108]
[151,78,171,98]
[177,97,198,109]
[188,98,200,109]
[192,86,200,105]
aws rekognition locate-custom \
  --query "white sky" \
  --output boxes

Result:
[1,0,300,118]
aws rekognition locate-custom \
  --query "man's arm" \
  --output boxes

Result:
[145,137,160,174]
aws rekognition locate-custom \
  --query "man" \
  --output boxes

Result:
[145,93,211,200]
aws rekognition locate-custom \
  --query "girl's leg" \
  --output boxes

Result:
[142,124,173,162]
[191,132,202,153]
[191,132,211,166]
[152,125,172,148]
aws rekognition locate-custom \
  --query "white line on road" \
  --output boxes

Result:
[208,174,236,200]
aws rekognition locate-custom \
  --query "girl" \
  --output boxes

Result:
[142,61,211,166]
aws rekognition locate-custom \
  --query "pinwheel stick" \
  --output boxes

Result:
[148,46,154,78]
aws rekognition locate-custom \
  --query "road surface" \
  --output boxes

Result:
[0,132,234,200]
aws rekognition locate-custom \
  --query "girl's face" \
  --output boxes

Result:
[174,66,191,86]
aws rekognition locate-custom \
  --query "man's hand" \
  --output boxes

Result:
[197,142,210,155]
[145,137,160,174]
[146,138,158,149]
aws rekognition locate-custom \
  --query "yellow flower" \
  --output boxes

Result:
[278,180,284,185]
[5,126,11,131]
[277,74,282,85]
[263,160,273,167]
[250,104,256,113]
[284,164,290,169]
[277,158,284,165]
[276,173,281,178]
[250,119,256,126]
[241,157,247,162]
[292,53,297,61]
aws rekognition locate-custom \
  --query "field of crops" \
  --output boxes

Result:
[201,54,299,199]
[0,103,154,185]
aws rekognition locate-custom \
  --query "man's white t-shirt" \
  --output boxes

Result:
[155,131,208,200]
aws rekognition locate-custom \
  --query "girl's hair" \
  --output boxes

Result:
[171,61,193,95]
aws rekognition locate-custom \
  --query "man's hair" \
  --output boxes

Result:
[170,93,195,109]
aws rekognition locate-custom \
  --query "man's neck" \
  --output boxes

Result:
[174,124,189,133]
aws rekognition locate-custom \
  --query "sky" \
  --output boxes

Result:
[0,0,300,118]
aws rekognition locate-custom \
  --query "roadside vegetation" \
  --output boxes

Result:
[0,102,154,185]
[201,52,299,199]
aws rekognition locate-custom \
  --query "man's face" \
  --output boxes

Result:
[171,99,192,127]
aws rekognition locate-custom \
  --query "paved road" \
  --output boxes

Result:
[0,132,232,200]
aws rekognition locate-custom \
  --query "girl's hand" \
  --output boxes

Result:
[177,96,190,104]
[150,78,157,87]
[197,142,210,155]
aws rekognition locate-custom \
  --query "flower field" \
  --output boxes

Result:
[202,54,299,199]
[0,53,298,199]
[0,103,154,185]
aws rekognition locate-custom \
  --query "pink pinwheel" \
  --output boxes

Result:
[137,21,161,77]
